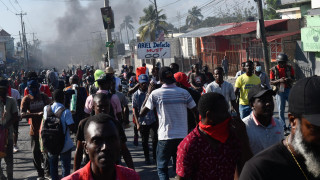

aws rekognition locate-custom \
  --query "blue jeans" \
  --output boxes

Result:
[276,88,290,129]
[157,139,182,180]
[239,104,251,119]
[48,149,72,180]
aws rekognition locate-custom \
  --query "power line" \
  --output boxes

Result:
[8,0,19,12]
[0,0,16,14]
[159,0,182,8]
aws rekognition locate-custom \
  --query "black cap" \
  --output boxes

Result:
[289,76,320,126]
[159,67,175,84]
[276,53,288,62]
[248,84,275,103]
[95,74,113,82]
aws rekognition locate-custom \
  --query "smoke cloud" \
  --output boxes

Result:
[42,0,145,69]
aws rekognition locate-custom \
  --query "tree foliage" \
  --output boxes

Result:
[138,5,168,42]
[186,6,204,28]
[121,15,135,43]
[263,0,281,20]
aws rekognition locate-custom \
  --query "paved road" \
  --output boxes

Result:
[7,77,289,179]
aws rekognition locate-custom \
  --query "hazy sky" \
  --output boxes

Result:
[0,0,252,45]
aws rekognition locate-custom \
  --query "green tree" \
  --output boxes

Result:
[263,0,281,20]
[138,4,168,42]
[186,6,203,29]
[120,15,135,44]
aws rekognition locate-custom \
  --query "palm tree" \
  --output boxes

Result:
[138,5,168,42]
[186,6,203,28]
[120,15,135,44]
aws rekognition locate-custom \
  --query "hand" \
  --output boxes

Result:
[37,112,44,116]
[136,124,141,131]
[279,77,286,83]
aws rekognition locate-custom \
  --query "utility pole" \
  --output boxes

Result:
[255,0,270,75]
[177,12,181,33]
[16,12,28,68]
[104,0,113,67]
[154,0,159,67]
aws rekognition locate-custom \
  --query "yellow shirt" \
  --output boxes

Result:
[235,74,261,105]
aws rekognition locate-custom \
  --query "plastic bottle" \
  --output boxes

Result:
[70,84,78,114]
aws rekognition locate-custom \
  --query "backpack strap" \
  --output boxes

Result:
[55,107,66,118]
[46,105,54,116]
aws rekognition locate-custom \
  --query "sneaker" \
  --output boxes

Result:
[133,135,138,146]
[13,146,19,153]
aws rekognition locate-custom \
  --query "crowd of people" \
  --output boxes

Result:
[0,52,319,180]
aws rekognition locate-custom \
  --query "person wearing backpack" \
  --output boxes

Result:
[42,89,75,180]
[270,53,295,134]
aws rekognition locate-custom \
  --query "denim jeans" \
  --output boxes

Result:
[140,122,158,161]
[157,139,183,180]
[276,88,290,129]
[48,149,72,180]
[239,104,251,119]
[31,135,49,178]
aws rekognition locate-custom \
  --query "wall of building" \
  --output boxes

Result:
[0,43,6,62]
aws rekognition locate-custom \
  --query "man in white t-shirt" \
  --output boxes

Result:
[206,67,238,114]
[140,67,198,180]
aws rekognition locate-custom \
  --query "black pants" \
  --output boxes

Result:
[140,122,158,161]
[0,136,13,180]
[31,136,49,177]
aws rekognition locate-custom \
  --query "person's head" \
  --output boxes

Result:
[53,89,64,104]
[128,66,133,73]
[202,65,208,73]
[169,63,179,74]
[214,67,224,84]
[0,79,8,101]
[27,71,38,81]
[254,61,262,72]
[159,67,176,85]
[224,55,227,59]
[84,114,120,173]
[277,53,288,68]
[241,62,246,72]
[245,61,254,76]
[198,92,229,126]
[27,79,40,97]
[96,74,114,90]
[138,74,149,92]
[93,93,111,115]
[192,64,200,73]
[105,67,115,77]
[174,72,191,88]
[69,75,79,85]
[248,84,275,119]
[151,66,159,78]
[142,63,146,67]
[288,76,320,178]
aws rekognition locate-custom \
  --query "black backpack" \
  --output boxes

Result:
[41,105,66,155]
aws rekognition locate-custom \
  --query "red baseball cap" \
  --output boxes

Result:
[174,72,191,88]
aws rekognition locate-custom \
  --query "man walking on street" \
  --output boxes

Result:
[0,79,19,180]
[254,61,270,88]
[270,53,295,132]
[235,61,261,119]
[140,67,198,180]
[221,56,229,79]
[43,90,75,180]
[21,79,51,180]
[132,74,158,165]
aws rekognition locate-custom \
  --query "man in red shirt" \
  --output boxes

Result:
[176,92,252,180]
[270,53,295,133]
[63,114,139,180]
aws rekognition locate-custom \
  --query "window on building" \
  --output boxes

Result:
[270,39,282,62]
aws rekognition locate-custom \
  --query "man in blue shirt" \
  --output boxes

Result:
[132,74,158,164]
[43,90,75,180]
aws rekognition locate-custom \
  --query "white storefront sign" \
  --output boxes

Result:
[137,42,171,59]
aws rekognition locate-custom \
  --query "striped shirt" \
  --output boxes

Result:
[243,113,284,155]
[145,84,196,140]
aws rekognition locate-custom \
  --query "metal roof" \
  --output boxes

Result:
[178,25,233,38]
[213,19,288,36]
[252,30,300,42]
